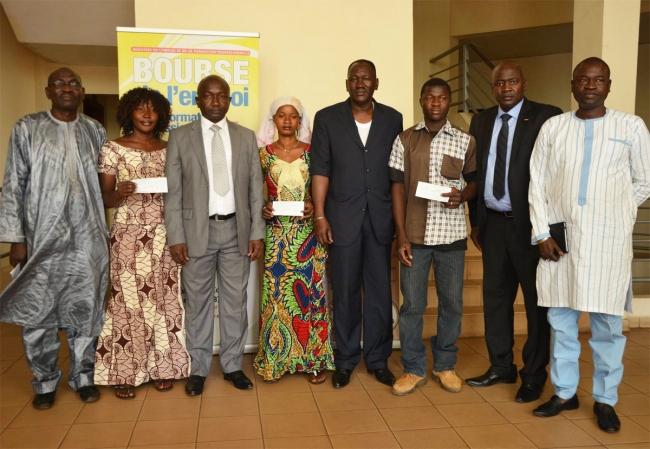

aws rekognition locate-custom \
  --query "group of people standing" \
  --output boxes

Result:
[0,56,648,436]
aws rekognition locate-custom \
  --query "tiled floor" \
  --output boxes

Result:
[0,322,648,449]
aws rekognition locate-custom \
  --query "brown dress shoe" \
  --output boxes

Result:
[392,373,427,396]
[432,370,462,393]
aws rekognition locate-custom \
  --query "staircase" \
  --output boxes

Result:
[629,200,650,327]
[429,42,497,115]
[418,43,650,336]
[420,212,528,338]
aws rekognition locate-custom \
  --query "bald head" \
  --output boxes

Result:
[48,67,82,86]
[573,57,610,79]
[492,61,525,83]
[491,61,527,112]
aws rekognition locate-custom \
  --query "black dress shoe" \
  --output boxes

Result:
[78,385,100,403]
[533,394,579,417]
[368,368,396,386]
[465,370,517,387]
[32,392,56,410]
[332,368,352,388]
[185,375,206,396]
[593,402,620,433]
[515,383,543,403]
[224,370,253,390]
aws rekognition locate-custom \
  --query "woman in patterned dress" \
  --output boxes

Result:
[94,88,190,399]
[253,96,335,384]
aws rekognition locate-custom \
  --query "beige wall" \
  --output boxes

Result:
[0,4,37,183]
[413,0,453,122]
[451,0,573,37]
[634,44,649,124]
[32,60,118,112]
[1,3,119,170]
[134,0,415,128]
[0,4,38,264]
[467,47,649,125]
[0,4,118,265]
[497,53,574,113]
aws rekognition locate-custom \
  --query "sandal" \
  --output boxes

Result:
[305,371,326,385]
[115,384,135,400]
[153,380,173,392]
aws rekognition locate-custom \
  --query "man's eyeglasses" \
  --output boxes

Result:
[48,80,83,89]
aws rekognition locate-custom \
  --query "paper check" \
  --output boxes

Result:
[273,201,304,217]
[10,263,20,280]
[132,177,168,193]
[415,181,452,202]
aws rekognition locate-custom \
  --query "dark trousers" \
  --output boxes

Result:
[482,212,550,386]
[329,211,393,371]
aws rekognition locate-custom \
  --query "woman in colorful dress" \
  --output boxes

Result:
[253,96,335,384]
[94,87,190,399]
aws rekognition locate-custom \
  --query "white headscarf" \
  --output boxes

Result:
[256,95,312,147]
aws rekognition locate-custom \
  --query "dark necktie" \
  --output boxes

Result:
[493,113,511,200]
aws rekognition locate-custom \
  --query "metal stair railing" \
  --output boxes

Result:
[429,42,497,114]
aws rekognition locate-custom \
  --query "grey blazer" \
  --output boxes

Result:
[164,119,265,257]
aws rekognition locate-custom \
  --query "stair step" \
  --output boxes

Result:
[632,258,650,278]
[419,305,630,338]
[425,278,524,308]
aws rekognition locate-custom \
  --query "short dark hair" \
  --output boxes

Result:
[347,59,377,77]
[573,57,610,78]
[116,87,172,139]
[197,75,230,96]
[420,78,452,98]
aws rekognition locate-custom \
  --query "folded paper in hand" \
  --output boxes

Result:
[273,201,304,217]
[415,181,452,202]
[10,263,20,280]
[132,177,168,193]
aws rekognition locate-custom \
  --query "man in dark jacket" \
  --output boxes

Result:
[311,59,403,388]
[466,61,562,403]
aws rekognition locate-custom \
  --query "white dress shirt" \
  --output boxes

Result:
[201,115,236,215]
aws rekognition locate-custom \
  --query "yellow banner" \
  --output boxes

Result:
[117,28,260,133]
[117,27,262,353]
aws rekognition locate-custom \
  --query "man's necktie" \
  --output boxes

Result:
[493,113,511,201]
[210,124,230,196]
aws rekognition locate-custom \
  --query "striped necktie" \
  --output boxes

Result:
[492,113,511,201]
[210,123,230,196]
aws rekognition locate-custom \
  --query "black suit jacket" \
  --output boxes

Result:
[310,99,403,247]
[468,98,562,247]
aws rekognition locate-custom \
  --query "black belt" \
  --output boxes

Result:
[487,208,514,218]
[209,212,235,221]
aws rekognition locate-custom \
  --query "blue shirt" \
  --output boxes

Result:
[484,99,524,212]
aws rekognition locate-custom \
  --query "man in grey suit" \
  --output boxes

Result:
[165,75,265,395]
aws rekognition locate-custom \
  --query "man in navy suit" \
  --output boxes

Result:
[311,60,403,388]
[466,61,562,402]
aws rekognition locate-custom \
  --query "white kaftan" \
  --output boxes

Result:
[529,110,650,316]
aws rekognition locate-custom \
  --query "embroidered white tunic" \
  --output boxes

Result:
[529,110,650,316]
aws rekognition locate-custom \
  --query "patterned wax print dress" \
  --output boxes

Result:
[253,144,335,381]
[94,142,190,387]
